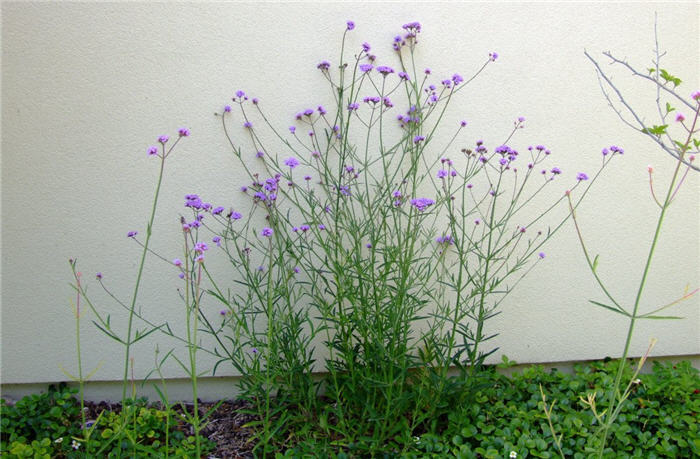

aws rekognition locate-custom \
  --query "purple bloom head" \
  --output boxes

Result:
[261,227,273,238]
[235,90,245,99]
[213,236,221,247]
[243,121,252,128]
[96,272,103,280]
[362,42,371,52]
[551,167,562,175]
[212,206,225,215]
[376,65,395,76]
[452,73,464,85]
[317,105,327,115]
[576,172,589,181]
[230,211,242,220]
[410,197,435,212]
[692,90,700,100]
[147,146,158,156]
[224,105,231,113]
[158,135,169,144]
[489,52,499,61]
[437,169,448,179]
[289,126,296,134]
[518,116,525,122]
[195,242,208,253]
[173,258,182,267]
[284,157,300,169]
[398,71,410,81]
[413,135,425,144]
[318,224,326,230]
[127,231,138,238]
[359,63,373,73]
[346,20,355,30]
[220,309,227,316]
[460,120,467,127]
[317,61,330,71]
[676,113,685,122]
[178,128,190,137]
[538,252,546,259]
[347,102,360,111]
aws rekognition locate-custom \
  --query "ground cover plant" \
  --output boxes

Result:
[2,360,698,457]
[2,18,698,458]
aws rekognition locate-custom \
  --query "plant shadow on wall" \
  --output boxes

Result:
[5,18,694,458]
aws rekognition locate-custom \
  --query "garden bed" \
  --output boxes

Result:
[2,359,697,458]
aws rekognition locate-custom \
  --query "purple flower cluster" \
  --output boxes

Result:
[284,157,300,169]
[410,197,434,212]
[435,234,454,245]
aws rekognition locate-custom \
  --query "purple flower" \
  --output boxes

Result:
[383,97,394,108]
[220,309,227,316]
[224,105,231,113]
[366,242,372,248]
[376,65,395,75]
[127,231,138,238]
[256,151,264,158]
[304,175,311,181]
[601,148,609,156]
[243,121,252,128]
[410,197,435,212]
[452,73,463,85]
[293,266,300,274]
[576,172,589,181]
[284,157,300,169]
[460,120,467,127]
[147,146,158,156]
[437,169,448,179]
[413,135,425,144]
[178,127,190,137]
[195,254,204,264]
[346,20,355,30]
[173,258,182,267]
[179,272,185,279]
[303,108,314,116]
[362,42,371,52]
[311,150,320,158]
[538,252,546,259]
[96,272,103,280]
[692,90,700,100]
[436,235,453,245]
[261,227,273,238]
[424,68,432,75]
[235,90,245,99]
[348,102,359,111]
[318,105,327,115]
[317,61,330,71]
[610,145,624,154]
[363,96,380,104]
[300,224,310,232]
[675,113,685,122]
[289,126,296,134]
[158,135,169,144]
[359,63,374,73]
[551,167,562,175]
[398,71,410,81]
[212,206,225,215]
[213,236,221,247]
[489,52,499,61]
[318,224,326,230]
[392,190,402,198]
[195,242,209,253]
[518,116,525,122]
[441,79,452,88]
[252,97,259,104]
[240,186,248,192]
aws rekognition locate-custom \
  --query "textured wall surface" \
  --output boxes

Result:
[2,2,698,399]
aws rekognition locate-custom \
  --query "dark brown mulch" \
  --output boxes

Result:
[83,399,258,458]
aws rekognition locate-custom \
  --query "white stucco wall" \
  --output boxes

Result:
[2,2,698,400]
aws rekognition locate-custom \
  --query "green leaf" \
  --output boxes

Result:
[589,300,629,316]
[642,125,669,136]
[592,254,599,272]
[665,102,675,113]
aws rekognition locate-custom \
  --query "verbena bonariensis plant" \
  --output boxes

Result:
[71,20,620,455]
[542,23,699,458]
[162,21,621,453]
